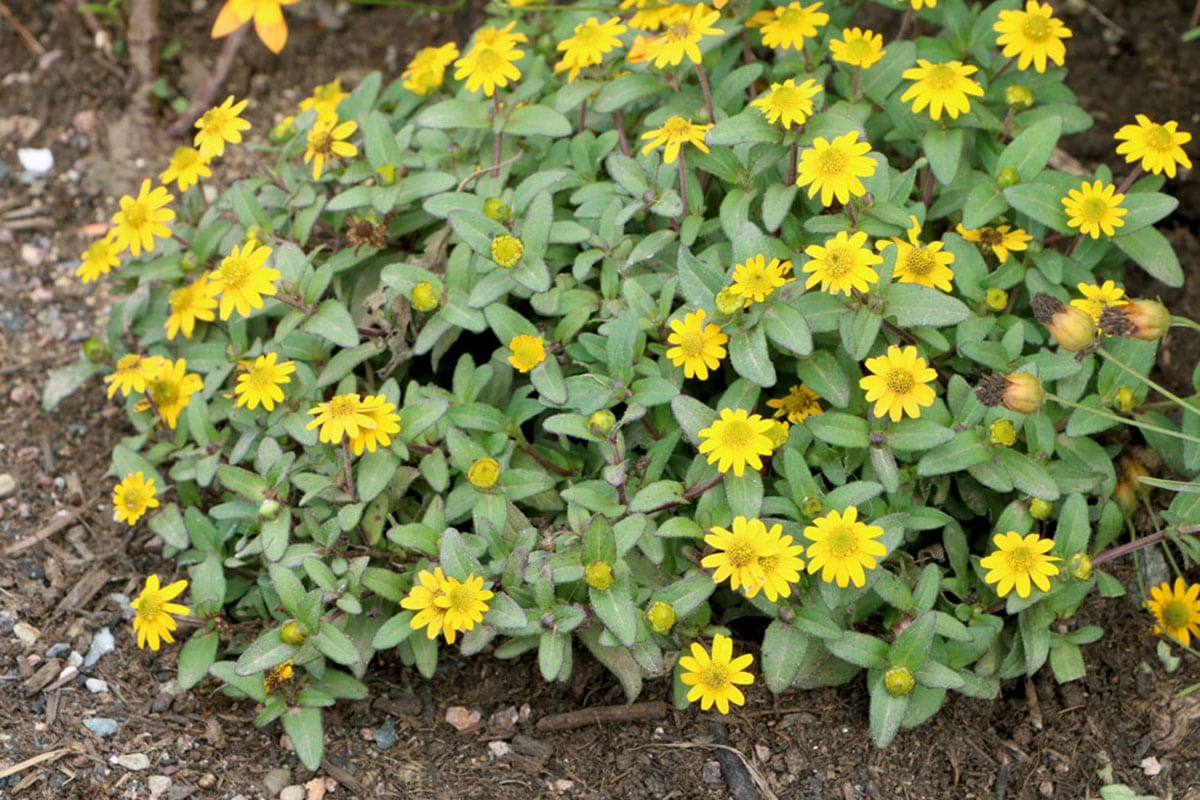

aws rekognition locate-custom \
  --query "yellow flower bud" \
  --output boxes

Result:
[884,665,915,697]
[1113,455,1149,518]
[376,164,398,185]
[280,621,307,646]
[1122,299,1171,342]
[1004,84,1034,109]
[646,601,676,633]
[468,457,501,490]
[985,288,1009,311]
[765,419,790,449]
[585,560,614,591]
[587,409,617,437]
[483,197,512,221]
[989,419,1016,447]
[490,234,524,268]
[1068,553,1093,581]
[714,287,744,316]
[1031,292,1096,352]
[411,281,440,312]
[802,496,823,516]
[1029,498,1054,520]
[996,166,1021,189]
[1114,386,1136,413]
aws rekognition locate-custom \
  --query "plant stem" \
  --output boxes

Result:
[677,152,690,223]
[613,112,631,157]
[788,141,798,186]
[1092,524,1200,567]
[1116,164,1144,195]
[1171,315,1200,333]
[341,438,356,500]
[694,63,716,124]
[1046,391,1200,447]
[492,93,503,179]
[166,25,248,138]
[1097,348,1200,419]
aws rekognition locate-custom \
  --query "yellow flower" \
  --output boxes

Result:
[859,344,938,422]
[621,0,690,32]
[211,0,298,53]
[1114,115,1193,178]
[165,275,218,340]
[750,78,821,129]
[697,407,776,477]
[208,240,280,320]
[666,309,727,380]
[112,472,160,526]
[646,601,676,633]
[304,118,358,180]
[729,255,790,305]
[644,4,722,68]
[555,16,627,82]
[306,393,378,444]
[882,216,955,292]
[1062,179,1127,239]
[803,506,887,588]
[136,357,203,429]
[435,573,494,643]
[402,567,452,641]
[491,234,525,268]
[454,40,524,97]
[985,288,1009,311]
[263,660,294,694]
[585,560,614,590]
[802,230,881,295]
[980,531,1061,598]
[908,0,936,8]
[954,223,1031,264]
[641,116,712,164]
[795,130,877,207]
[411,281,440,312]
[402,43,460,96]
[678,634,755,714]
[508,334,546,372]
[468,457,501,489]
[76,232,122,284]
[104,353,164,398]
[193,95,251,159]
[758,1,828,51]
[1071,280,1128,323]
[347,395,402,455]
[159,146,212,192]
[702,516,775,593]
[744,524,805,602]
[298,78,349,122]
[1146,578,1200,647]
[830,27,885,68]
[993,0,1072,74]
[767,384,822,423]
[900,59,985,121]
[111,179,175,257]
[130,575,190,651]
[471,20,528,50]
[234,352,295,411]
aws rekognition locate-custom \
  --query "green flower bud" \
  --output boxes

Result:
[1029,497,1054,520]
[587,409,617,437]
[765,419,790,449]
[1114,386,1136,413]
[585,560,614,591]
[646,601,676,633]
[376,164,398,185]
[180,253,199,274]
[280,621,307,646]
[989,419,1016,447]
[258,498,280,521]
[985,288,1009,311]
[1004,84,1034,110]
[996,166,1021,189]
[884,665,916,697]
[1069,553,1093,581]
[801,496,824,517]
[483,197,512,221]
[468,457,501,490]
[83,337,110,364]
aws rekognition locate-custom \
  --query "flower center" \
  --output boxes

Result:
[676,329,705,356]
[758,552,779,573]
[727,538,757,568]
[1145,125,1174,150]
[514,341,540,362]
[1021,14,1051,42]
[904,247,936,276]
[1006,546,1034,572]
[199,110,225,137]
[122,486,149,512]
[475,46,507,71]
[741,266,771,292]
[818,146,847,176]
[779,6,803,26]
[1081,196,1110,221]
[663,117,693,137]
[247,365,276,391]
[446,584,472,611]
[136,594,163,619]
[885,368,914,394]
[771,86,800,108]
[979,228,1006,247]
[846,37,873,60]
[823,246,854,276]
[669,21,694,40]
[170,285,200,313]
[151,379,179,407]
[123,201,149,228]
[326,395,360,421]
[702,664,730,690]
[576,24,604,47]
[1163,599,1193,629]
[219,256,253,290]
[927,64,957,90]
[719,420,754,449]
[826,526,858,558]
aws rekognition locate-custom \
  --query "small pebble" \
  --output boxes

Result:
[85,678,109,694]
[148,775,172,797]
[46,643,71,658]
[263,767,291,797]
[372,718,397,751]
[0,474,17,499]
[17,147,53,175]
[83,718,118,737]
[114,753,150,771]
[67,651,83,668]
[84,628,114,667]
[13,621,39,646]
[279,786,306,800]
[198,774,216,788]
[701,760,723,784]
[488,741,511,759]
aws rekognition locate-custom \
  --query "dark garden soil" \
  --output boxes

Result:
[2,0,1200,797]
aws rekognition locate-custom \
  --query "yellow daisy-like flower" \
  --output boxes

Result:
[795,130,877,207]
[758,1,829,51]
[159,146,212,192]
[468,457,501,490]
[454,40,525,97]
[298,78,349,122]
[233,352,296,411]
[702,516,775,592]
[1071,280,1129,324]
[744,524,805,602]
[110,179,175,258]
[491,234,525,268]
[750,78,821,129]
[882,216,955,292]
[208,240,280,320]
[401,567,452,641]
[402,43,460,96]
[678,634,755,714]
[347,395,402,455]
[165,275,217,340]
[803,506,887,588]
[859,344,938,422]
[766,384,822,423]
[954,223,1032,264]
[729,255,790,306]
[993,0,1072,74]
[829,27,885,68]
[130,575,190,651]
[434,573,494,643]
[666,308,728,380]
[306,393,379,444]
[193,95,251,159]
[304,118,359,180]
[697,407,776,477]
[76,232,122,284]
[508,334,546,372]
[555,16,627,82]
[908,0,936,8]
[621,0,690,32]
[900,59,985,121]
[802,230,881,295]
[472,20,528,50]
[1145,578,1200,647]
[1062,179,1127,239]
[645,4,722,68]
[104,353,163,399]
[979,531,1061,598]
[641,116,712,164]
[112,471,160,526]
[136,357,204,429]
[1114,115,1193,178]
[211,0,298,54]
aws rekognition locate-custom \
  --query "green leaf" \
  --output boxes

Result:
[806,412,869,448]
[605,309,640,384]
[416,99,491,129]
[917,430,991,476]
[217,465,268,502]
[1004,183,1073,234]
[629,480,685,514]
[762,299,814,357]
[42,361,102,411]
[761,620,810,693]
[995,448,1060,500]
[209,660,267,702]
[372,611,415,649]
[356,448,400,503]
[269,564,306,616]
[825,631,888,669]
[706,107,783,146]
[593,73,667,113]
[177,630,219,690]
[724,469,763,519]
[314,622,359,667]
[997,116,1061,182]
[728,324,776,387]
[868,672,909,748]
[1116,192,1178,234]
[502,104,572,137]
[861,41,915,102]
[1053,493,1090,555]
[1112,225,1184,287]
[484,592,529,631]
[962,177,1009,229]
[885,284,970,327]
[794,351,851,408]
[888,419,955,452]
[400,397,450,443]
[590,576,638,646]
[671,395,716,445]
[281,707,324,771]
[924,127,964,184]
[235,628,295,676]
[890,611,936,672]
[147,504,189,549]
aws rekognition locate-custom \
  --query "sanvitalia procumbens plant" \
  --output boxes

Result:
[50,0,1200,763]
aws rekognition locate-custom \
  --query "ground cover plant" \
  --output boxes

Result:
[47,0,1200,770]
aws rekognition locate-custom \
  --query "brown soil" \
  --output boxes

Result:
[2,1,1200,798]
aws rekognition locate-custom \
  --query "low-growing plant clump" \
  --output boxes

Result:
[50,0,1200,766]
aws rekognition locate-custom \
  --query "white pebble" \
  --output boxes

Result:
[17,147,53,175]
[86,678,109,693]
[84,627,114,667]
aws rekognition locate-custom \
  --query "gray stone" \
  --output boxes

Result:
[0,474,16,499]
[85,678,109,694]
[83,627,114,667]
[148,775,171,796]
[279,786,306,800]
[372,718,397,750]
[114,753,150,771]
[262,768,291,797]
[83,718,118,737]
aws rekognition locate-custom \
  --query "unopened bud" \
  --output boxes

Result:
[483,197,511,221]
[1100,298,1171,341]
[258,499,280,520]
[1031,292,1096,352]
[587,409,617,437]
[1112,386,1136,413]
[468,457,501,490]
[1113,455,1150,517]
[985,288,1009,311]
[376,164,398,185]
[884,665,916,697]
[411,281,439,312]
[989,419,1016,447]
[996,166,1021,189]
[646,601,676,633]
[976,372,1045,414]
[585,560,614,591]
[802,496,823,517]
[1005,84,1034,109]
[1068,553,1093,581]
[1029,497,1054,520]
[280,621,307,646]
[83,337,110,364]
[714,287,744,316]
